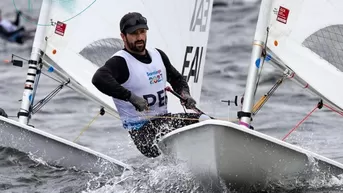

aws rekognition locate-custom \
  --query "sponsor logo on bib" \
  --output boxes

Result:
[146,69,163,84]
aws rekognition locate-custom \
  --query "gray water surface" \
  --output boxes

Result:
[1,0,343,192]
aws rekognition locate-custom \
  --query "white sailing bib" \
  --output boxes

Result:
[112,48,168,130]
[0,20,18,33]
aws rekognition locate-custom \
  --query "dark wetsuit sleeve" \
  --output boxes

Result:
[12,12,21,26]
[0,26,24,37]
[92,56,131,101]
[156,48,190,94]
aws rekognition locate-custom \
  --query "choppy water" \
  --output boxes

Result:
[1,0,343,192]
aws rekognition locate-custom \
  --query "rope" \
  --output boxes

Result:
[73,111,101,143]
[282,104,318,141]
[72,100,343,143]
[106,107,237,122]
[135,114,237,122]
[72,105,239,143]
[104,110,121,119]
[139,107,155,126]
[281,100,343,141]
[323,104,343,116]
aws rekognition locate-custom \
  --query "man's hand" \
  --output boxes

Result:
[181,91,196,109]
[0,108,8,118]
[128,93,148,112]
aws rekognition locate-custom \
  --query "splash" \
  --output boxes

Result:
[81,157,211,193]
[263,154,343,192]
[304,155,343,191]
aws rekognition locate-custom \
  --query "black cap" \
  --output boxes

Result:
[120,12,149,34]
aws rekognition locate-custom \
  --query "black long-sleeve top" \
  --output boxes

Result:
[92,48,190,101]
[0,26,24,37]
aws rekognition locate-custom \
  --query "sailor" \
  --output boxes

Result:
[0,10,29,44]
[92,12,210,158]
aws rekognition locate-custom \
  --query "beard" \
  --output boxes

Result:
[127,38,146,53]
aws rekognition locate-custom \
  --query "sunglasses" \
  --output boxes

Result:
[121,16,147,33]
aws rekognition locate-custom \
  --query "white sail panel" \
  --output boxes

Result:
[38,0,213,114]
[265,0,343,111]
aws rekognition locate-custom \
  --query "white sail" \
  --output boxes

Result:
[37,0,213,114]
[157,2,343,191]
[265,0,343,111]
[3,0,132,172]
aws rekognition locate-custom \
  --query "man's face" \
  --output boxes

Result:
[122,28,147,53]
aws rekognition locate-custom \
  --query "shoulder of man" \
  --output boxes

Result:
[154,48,171,64]
[102,54,130,84]
[105,55,126,67]
[154,48,167,57]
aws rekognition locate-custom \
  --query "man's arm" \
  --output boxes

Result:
[0,25,24,37]
[92,56,131,101]
[12,11,21,26]
[156,48,190,95]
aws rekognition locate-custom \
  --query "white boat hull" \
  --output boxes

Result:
[158,120,343,192]
[0,116,131,174]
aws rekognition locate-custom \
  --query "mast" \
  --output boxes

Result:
[18,0,51,125]
[239,0,272,128]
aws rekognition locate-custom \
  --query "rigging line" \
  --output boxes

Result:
[282,104,319,141]
[62,0,97,23]
[32,79,70,114]
[103,105,239,127]
[104,110,120,120]
[32,84,64,114]
[104,100,237,122]
[102,101,237,123]
[133,114,237,122]
[12,0,98,26]
[253,27,269,97]
[139,106,155,127]
[73,111,101,143]
[281,101,343,142]
[252,75,285,115]
[323,104,343,117]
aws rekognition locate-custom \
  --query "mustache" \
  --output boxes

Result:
[135,40,145,44]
